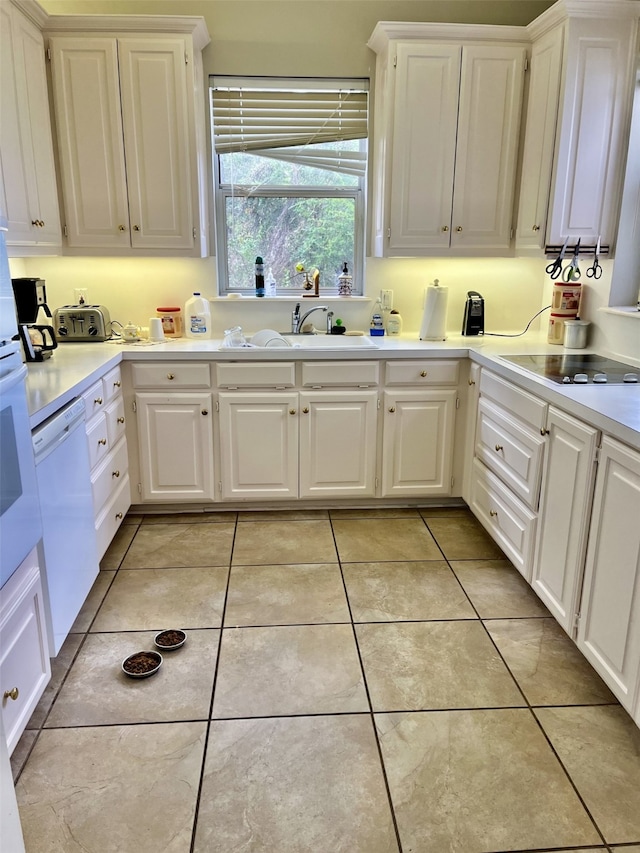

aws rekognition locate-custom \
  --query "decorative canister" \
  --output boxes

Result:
[563,319,590,349]
[156,306,183,337]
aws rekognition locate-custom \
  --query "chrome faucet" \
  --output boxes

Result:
[290,302,329,333]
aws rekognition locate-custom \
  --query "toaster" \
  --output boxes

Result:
[54,305,112,342]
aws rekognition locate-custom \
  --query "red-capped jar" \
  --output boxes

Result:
[156,306,182,337]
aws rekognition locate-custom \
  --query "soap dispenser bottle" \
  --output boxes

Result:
[370,298,385,336]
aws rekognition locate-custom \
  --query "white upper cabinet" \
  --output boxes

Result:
[368,23,527,257]
[517,2,640,253]
[0,1,61,254]
[47,19,210,256]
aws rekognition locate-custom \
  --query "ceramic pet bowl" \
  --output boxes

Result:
[121,650,163,678]
[154,629,187,651]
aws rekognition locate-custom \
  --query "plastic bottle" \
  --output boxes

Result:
[255,256,265,297]
[386,309,403,336]
[370,298,385,336]
[265,267,277,297]
[184,292,212,339]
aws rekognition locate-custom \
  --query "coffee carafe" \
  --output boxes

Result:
[11,277,58,361]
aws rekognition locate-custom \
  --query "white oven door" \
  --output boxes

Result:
[0,345,42,587]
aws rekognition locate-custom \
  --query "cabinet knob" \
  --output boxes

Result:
[489,509,498,518]
[3,687,19,701]
[115,512,123,520]
[468,379,476,386]
[456,226,463,232]
[118,225,126,232]
[98,438,107,446]
[289,409,296,415]
[302,407,309,414]
[39,220,45,227]
[117,416,125,424]
[388,406,396,413]
[532,225,540,232]
[420,370,427,377]
[113,380,121,388]
[201,409,209,416]
[133,225,140,232]
[494,444,504,452]
[112,470,120,478]
[540,428,549,436]
[31,220,39,227]
[167,373,175,380]
[94,397,103,405]
[441,225,449,232]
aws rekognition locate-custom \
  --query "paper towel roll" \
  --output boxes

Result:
[419,284,448,340]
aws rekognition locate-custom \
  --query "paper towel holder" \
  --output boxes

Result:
[419,279,449,341]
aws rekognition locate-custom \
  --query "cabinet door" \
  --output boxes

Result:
[577,437,640,712]
[381,389,456,497]
[451,45,526,251]
[49,37,130,248]
[387,43,461,254]
[515,27,563,252]
[0,5,60,249]
[532,407,598,634]
[218,393,298,500]
[136,392,214,501]
[299,391,378,499]
[118,38,195,250]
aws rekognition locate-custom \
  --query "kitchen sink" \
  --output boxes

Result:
[282,335,379,349]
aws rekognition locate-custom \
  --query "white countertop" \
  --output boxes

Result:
[24,334,640,450]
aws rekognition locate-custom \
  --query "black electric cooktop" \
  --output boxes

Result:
[501,354,640,385]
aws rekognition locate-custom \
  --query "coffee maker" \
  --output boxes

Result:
[11,277,58,361]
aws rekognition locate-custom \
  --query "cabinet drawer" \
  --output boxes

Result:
[82,379,106,422]
[86,412,109,469]
[102,366,123,403]
[215,362,296,388]
[475,396,545,509]
[470,458,537,580]
[301,361,379,387]
[385,360,459,386]
[105,396,126,446]
[91,436,129,518]
[95,474,131,562]
[480,370,547,431]
[131,362,211,388]
[0,550,50,755]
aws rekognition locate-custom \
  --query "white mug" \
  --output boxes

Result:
[148,317,165,341]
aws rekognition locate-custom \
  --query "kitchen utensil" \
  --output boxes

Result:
[562,238,582,281]
[563,319,590,349]
[545,237,570,280]
[586,236,603,279]
[461,291,484,336]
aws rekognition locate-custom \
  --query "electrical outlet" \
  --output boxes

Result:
[380,289,393,310]
[74,288,88,305]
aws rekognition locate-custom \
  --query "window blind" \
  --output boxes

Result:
[210,77,368,176]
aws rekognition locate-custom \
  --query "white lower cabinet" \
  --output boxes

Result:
[136,392,214,502]
[381,389,457,497]
[577,436,640,714]
[218,390,378,500]
[0,547,50,755]
[531,407,598,634]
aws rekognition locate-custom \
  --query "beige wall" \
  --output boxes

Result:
[22,0,633,351]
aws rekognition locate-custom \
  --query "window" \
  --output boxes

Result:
[210,77,368,295]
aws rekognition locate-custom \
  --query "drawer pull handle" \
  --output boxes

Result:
[420,371,427,377]
[201,409,209,416]
[117,416,125,424]
[118,225,126,232]
[167,373,175,380]
[388,406,396,413]
[494,444,504,452]
[113,380,121,388]
[4,687,19,701]
[133,225,140,232]
[98,438,107,446]
[289,409,296,415]
[468,378,476,386]
[302,407,309,414]
[441,225,449,232]
[112,470,120,478]
[532,225,540,232]
[94,397,103,405]
[489,509,498,518]
[115,512,123,520]
[456,226,463,232]
[541,428,549,436]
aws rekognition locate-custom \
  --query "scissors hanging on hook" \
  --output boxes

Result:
[545,237,570,280]
[562,238,582,281]
[586,236,603,279]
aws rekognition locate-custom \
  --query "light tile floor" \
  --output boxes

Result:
[11,507,640,853]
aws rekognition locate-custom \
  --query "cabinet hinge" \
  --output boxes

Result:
[137,482,142,495]
[573,611,581,634]
[393,54,397,68]
[387,227,391,239]
[185,52,189,65]
[524,57,529,72]
[455,397,460,410]
[46,45,51,61]
[63,224,68,237]
[377,397,381,409]
[132,400,137,413]
[192,227,196,239]
[451,475,455,488]
[595,446,601,464]
[218,481,222,493]
[375,477,379,489]
[215,400,219,412]
[510,227,514,240]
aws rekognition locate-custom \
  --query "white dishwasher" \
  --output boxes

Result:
[32,398,99,656]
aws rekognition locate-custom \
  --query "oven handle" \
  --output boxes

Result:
[0,356,27,393]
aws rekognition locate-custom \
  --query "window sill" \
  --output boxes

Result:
[599,306,640,319]
[211,295,371,302]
